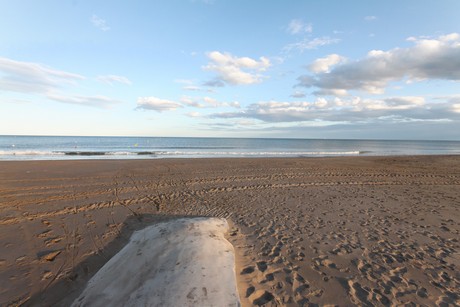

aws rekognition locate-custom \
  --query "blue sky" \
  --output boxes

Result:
[1,0,459,139]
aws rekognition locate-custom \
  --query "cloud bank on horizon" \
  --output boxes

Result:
[0,1,459,139]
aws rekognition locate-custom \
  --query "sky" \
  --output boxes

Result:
[0,0,460,140]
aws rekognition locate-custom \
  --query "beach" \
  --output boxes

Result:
[1,156,459,306]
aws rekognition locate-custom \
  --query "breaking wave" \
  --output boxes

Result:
[0,150,363,159]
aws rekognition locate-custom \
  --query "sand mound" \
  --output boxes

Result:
[72,217,240,307]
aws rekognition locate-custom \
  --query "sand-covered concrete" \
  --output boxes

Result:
[1,156,460,306]
[72,217,240,307]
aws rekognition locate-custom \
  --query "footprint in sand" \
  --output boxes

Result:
[347,280,373,306]
[241,266,255,275]
[249,290,275,306]
[256,261,267,272]
[293,272,310,298]
[245,285,255,298]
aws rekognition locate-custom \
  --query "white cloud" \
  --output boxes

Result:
[0,56,84,94]
[287,19,313,35]
[283,37,341,53]
[180,96,204,108]
[3,98,31,104]
[0,56,119,108]
[203,51,271,86]
[97,75,132,86]
[203,96,240,108]
[181,85,215,93]
[91,15,110,31]
[46,93,120,108]
[175,79,209,91]
[309,54,346,73]
[203,96,219,106]
[137,95,240,112]
[365,16,377,21]
[136,97,183,112]
[299,33,460,94]
[180,96,240,108]
[453,104,460,113]
[187,111,202,118]
[183,85,201,91]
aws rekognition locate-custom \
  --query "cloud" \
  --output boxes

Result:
[209,96,460,124]
[203,79,225,87]
[46,93,120,108]
[180,96,240,108]
[290,91,306,98]
[203,51,271,86]
[136,97,183,112]
[283,37,341,53]
[0,56,123,108]
[379,96,425,109]
[287,19,313,35]
[174,79,211,91]
[91,15,110,31]
[183,85,201,91]
[203,96,240,108]
[434,95,460,104]
[137,95,240,112]
[187,111,202,118]
[298,33,460,94]
[2,98,31,104]
[180,96,204,108]
[311,89,348,96]
[182,85,215,93]
[308,54,346,73]
[96,75,132,85]
[0,56,84,94]
[364,16,377,21]
[215,120,459,140]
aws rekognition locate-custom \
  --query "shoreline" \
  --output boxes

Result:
[1,152,460,163]
[1,155,459,305]
[0,151,460,163]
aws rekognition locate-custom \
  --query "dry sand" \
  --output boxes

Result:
[0,156,459,306]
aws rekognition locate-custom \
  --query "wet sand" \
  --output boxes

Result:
[0,156,459,306]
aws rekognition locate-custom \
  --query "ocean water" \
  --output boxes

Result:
[0,135,460,161]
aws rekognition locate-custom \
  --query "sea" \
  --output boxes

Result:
[1,135,460,161]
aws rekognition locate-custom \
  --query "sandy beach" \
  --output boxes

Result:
[1,156,459,306]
